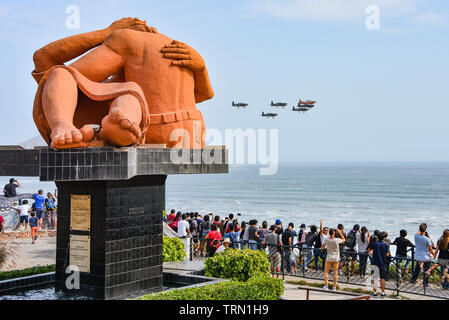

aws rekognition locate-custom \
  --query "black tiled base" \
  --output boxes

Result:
[55,175,165,300]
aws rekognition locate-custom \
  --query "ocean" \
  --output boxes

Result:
[3,162,448,243]
[165,162,449,243]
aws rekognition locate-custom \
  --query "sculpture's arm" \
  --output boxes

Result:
[161,40,214,103]
[32,18,151,83]
[32,28,112,76]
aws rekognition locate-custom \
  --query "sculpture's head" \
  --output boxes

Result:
[129,20,158,34]
[109,17,158,34]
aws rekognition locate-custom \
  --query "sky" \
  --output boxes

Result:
[0,0,448,162]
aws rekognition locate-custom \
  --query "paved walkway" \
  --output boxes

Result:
[281,275,443,300]
[1,236,56,271]
[163,260,205,275]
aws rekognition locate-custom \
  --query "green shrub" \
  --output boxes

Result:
[204,248,270,281]
[163,236,186,262]
[0,264,56,281]
[138,276,284,300]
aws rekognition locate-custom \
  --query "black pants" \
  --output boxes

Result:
[359,253,368,276]
[208,246,217,257]
[411,261,430,285]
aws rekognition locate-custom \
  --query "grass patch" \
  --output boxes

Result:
[0,264,55,281]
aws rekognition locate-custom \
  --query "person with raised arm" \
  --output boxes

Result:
[322,228,345,291]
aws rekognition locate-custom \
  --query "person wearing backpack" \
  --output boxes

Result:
[343,224,360,276]
[224,223,241,249]
[225,213,241,234]
[188,212,199,256]
[204,224,222,257]
[194,212,203,233]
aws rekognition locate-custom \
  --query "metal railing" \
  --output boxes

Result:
[189,237,449,300]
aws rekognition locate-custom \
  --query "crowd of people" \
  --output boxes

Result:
[165,210,449,296]
[1,178,58,243]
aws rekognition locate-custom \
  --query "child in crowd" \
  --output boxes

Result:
[29,212,39,244]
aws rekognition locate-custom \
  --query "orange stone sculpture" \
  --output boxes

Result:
[31,18,214,149]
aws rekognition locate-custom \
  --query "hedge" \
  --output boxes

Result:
[0,265,56,281]
[163,236,186,262]
[204,248,270,281]
[138,276,284,300]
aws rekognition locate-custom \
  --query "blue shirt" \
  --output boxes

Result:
[45,198,56,210]
[224,231,240,243]
[414,234,432,262]
[33,194,45,209]
[368,241,389,267]
[29,217,39,228]
[291,230,297,244]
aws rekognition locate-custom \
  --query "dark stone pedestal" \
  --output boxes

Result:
[54,175,165,300]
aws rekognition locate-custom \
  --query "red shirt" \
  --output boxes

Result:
[208,231,222,249]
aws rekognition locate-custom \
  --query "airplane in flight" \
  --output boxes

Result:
[292,106,310,113]
[297,99,316,108]
[271,101,287,108]
[261,112,278,119]
[232,101,248,108]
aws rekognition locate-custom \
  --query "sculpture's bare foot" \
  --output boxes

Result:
[50,124,94,149]
[99,107,142,146]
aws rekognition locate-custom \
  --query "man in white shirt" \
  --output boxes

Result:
[13,199,31,232]
[177,213,190,238]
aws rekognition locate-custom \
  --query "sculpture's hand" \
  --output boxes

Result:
[161,40,205,72]
[107,17,157,33]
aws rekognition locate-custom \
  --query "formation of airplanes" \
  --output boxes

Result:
[232,98,317,119]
